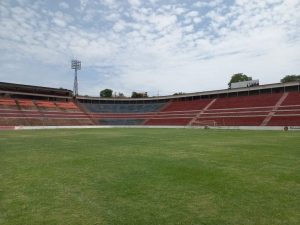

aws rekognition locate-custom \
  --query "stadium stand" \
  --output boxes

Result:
[193,93,283,126]
[56,102,79,111]
[0,82,94,126]
[0,98,28,125]
[144,99,213,125]
[18,100,36,109]
[79,102,165,125]
[80,102,165,113]
[268,92,300,126]
[161,99,212,111]
[0,81,299,127]
[0,98,17,109]
[281,92,300,105]
[35,100,57,110]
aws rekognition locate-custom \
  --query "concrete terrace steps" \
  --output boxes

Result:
[261,92,289,126]
[188,98,217,126]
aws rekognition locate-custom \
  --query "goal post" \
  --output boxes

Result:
[189,120,217,128]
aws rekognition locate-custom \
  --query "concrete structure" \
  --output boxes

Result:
[0,81,299,127]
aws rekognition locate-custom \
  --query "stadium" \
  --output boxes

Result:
[1,0,300,224]
[1,79,300,225]
[0,80,300,129]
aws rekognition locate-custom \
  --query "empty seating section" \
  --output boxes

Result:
[0,100,22,124]
[210,93,282,109]
[269,92,300,126]
[268,116,300,126]
[56,102,79,110]
[276,93,300,115]
[76,93,300,126]
[87,102,194,126]
[0,98,94,126]
[81,102,165,113]
[145,93,300,126]
[193,93,283,126]
[162,99,212,111]
[18,100,35,107]
[0,98,16,106]
[1,91,299,127]
[80,102,166,125]
[35,101,57,110]
[144,99,211,125]
[281,92,300,105]
[0,98,18,110]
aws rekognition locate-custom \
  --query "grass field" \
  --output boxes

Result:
[1,128,300,225]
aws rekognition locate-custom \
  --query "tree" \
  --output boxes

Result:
[280,75,300,83]
[228,73,252,88]
[131,92,148,98]
[100,89,113,98]
[114,92,126,98]
[173,92,186,96]
[117,92,125,98]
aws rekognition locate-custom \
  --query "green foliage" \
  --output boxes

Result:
[1,129,300,225]
[173,92,186,96]
[131,92,148,98]
[228,73,252,88]
[117,92,125,98]
[280,75,300,83]
[100,89,113,98]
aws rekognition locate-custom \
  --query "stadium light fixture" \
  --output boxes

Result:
[71,59,81,97]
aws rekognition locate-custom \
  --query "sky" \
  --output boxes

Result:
[0,0,300,96]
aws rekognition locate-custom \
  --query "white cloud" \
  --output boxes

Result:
[59,2,69,9]
[174,7,186,15]
[113,20,126,32]
[149,0,158,4]
[186,11,199,17]
[183,24,194,33]
[128,0,140,7]
[51,11,73,27]
[194,0,224,8]
[80,0,88,10]
[102,0,115,5]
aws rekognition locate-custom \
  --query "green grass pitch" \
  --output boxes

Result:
[1,128,300,225]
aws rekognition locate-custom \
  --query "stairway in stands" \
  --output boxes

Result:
[193,93,283,126]
[145,92,300,126]
[145,99,212,125]
[260,93,289,126]
[268,92,300,126]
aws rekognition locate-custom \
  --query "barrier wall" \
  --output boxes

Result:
[2,125,297,131]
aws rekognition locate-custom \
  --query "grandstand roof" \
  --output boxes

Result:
[0,82,72,98]
[0,81,299,102]
[77,81,300,102]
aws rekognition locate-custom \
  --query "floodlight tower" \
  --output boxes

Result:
[71,59,81,97]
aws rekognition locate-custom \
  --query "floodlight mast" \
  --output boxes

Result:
[71,59,81,97]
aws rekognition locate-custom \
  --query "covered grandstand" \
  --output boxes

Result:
[0,81,300,127]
